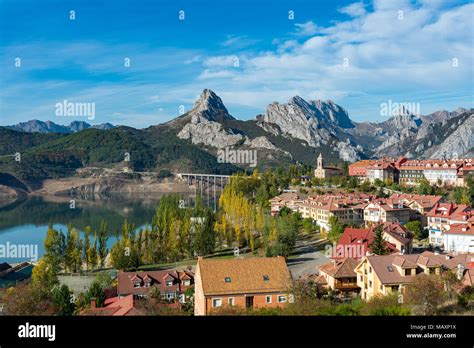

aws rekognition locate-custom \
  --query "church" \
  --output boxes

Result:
[314,153,343,179]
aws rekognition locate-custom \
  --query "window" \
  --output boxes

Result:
[369,280,372,288]
[225,277,231,283]
[212,298,222,308]
[166,280,173,286]
[404,269,411,276]
[380,284,384,291]
[133,283,140,288]
[183,280,190,286]
[369,267,372,273]
[278,295,287,303]
[265,295,272,304]
[228,297,235,306]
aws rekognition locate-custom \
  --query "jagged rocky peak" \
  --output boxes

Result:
[311,99,354,129]
[191,89,235,122]
[264,96,354,129]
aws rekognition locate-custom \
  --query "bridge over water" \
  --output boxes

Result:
[175,173,231,210]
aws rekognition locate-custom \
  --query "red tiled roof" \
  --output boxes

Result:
[445,222,474,235]
[80,295,142,316]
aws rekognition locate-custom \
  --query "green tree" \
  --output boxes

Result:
[327,216,344,243]
[83,227,91,271]
[417,177,434,195]
[97,221,109,268]
[52,284,75,316]
[405,274,446,315]
[370,225,389,255]
[85,282,106,308]
[31,258,59,296]
[44,225,64,272]
[404,221,423,239]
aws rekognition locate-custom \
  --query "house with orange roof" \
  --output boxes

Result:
[80,294,142,316]
[317,258,359,294]
[194,256,293,315]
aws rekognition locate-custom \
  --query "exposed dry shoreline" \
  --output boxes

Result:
[0,175,194,199]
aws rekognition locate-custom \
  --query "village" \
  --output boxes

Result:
[1,154,473,317]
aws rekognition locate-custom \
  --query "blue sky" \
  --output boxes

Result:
[0,0,473,128]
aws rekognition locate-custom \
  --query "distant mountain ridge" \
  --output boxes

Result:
[1,89,472,183]
[6,120,115,134]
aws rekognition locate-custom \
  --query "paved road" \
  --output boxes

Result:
[287,239,331,279]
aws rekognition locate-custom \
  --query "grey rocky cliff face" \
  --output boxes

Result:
[335,140,363,162]
[176,89,243,148]
[177,115,243,149]
[191,89,235,122]
[258,95,362,161]
[260,96,355,147]
[427,114,474,159]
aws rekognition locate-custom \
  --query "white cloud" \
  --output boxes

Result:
[339,2,367,17]
[192,1,473,120]
[294,21,321,36]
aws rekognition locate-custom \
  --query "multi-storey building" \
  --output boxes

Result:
[269,192,307,216]
[298,194,373,232]
[363,199,412,225]
[443,222,474,253]
[366,162,398,183]
[388,193,443,226]
[351,157,474,187]
[426,203,472,247]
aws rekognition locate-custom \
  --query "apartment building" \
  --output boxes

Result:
[269,192,308,216]
[350,157,474,187]
[298,194,372,232]
[426,203,472,247]
[389,193,443,226]
[443,222,474,253]
[363,199,412,225]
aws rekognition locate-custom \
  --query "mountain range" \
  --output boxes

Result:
[1,89,473,182]
[6,120,115,134]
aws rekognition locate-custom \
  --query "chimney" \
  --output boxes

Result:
[91,299,96,308]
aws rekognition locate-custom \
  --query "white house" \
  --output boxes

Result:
[444,223,474,253]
